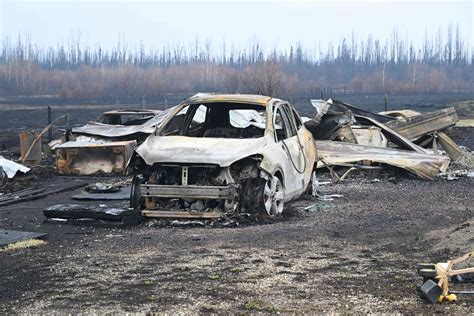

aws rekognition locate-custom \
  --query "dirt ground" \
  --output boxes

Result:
[0,175,472,313]
[0,96,473,313]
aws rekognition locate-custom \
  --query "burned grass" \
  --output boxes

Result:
[0,174,472,313]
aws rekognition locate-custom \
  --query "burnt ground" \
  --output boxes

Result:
[0,96,473,313]
[0,176,472,313]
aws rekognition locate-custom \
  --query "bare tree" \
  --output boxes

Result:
[240,61,284,97]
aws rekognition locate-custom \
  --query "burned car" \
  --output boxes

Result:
[72,109,169,141]
[55,109,174,175]
[130,94,317,218]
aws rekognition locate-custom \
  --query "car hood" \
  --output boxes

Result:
[136,135,267,167]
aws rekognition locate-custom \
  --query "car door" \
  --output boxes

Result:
[287,104,317,188]
[272,103,307,199]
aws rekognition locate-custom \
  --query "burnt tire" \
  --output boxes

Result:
[130,174,145,210]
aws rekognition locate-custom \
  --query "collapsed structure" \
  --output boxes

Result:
[304,99,473,180]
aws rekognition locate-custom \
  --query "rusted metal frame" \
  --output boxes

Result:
[141,210,223,219]
[141,184,236,200]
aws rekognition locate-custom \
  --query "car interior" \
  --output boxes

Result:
[161,103,268,139]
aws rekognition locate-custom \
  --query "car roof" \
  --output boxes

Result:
[187,93,276,106]
[103,110,161,115]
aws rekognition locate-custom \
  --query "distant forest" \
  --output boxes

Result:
[0,25,473,100]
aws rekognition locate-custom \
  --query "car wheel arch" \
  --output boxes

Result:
[273,169,285,188]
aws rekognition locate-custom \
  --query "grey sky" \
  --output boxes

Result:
[1,0,472,54]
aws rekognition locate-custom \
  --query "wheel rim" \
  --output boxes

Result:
[263,176,284,216]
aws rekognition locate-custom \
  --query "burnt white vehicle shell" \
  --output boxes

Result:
[134,93,317,217]
[137,136,268,167]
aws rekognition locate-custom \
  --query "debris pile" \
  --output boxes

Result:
[44,204,138,223]
[0,156,30,181]
[72,180,131,200]
[304,99,473,180]
[52,109,174,175]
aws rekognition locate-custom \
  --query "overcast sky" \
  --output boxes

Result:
[0,0,472,53]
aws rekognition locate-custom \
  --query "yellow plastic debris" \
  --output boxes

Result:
[437,293,458,303]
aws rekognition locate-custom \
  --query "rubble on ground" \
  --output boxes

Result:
[43,204,139,225]
[0,156,30,179]
[304,99,473,180]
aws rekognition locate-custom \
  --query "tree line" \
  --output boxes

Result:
[0,25,472,99]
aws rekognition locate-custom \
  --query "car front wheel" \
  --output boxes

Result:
[262,175,285,217]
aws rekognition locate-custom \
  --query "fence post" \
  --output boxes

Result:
[47,106,52,142]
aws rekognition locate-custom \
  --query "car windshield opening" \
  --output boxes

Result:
[161,103,266,138]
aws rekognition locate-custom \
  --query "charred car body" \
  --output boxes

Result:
[130,94,317,218]
[55,109,172,175]
[72,109,168,141]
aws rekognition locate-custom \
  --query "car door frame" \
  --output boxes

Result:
[271,102,308,199]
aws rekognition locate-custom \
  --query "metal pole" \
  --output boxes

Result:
[47,106,52,142]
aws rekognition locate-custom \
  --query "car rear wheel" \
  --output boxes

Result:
[262,175,284,216]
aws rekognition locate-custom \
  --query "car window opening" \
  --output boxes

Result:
[100,113,156,126]
[162,103,266,139]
